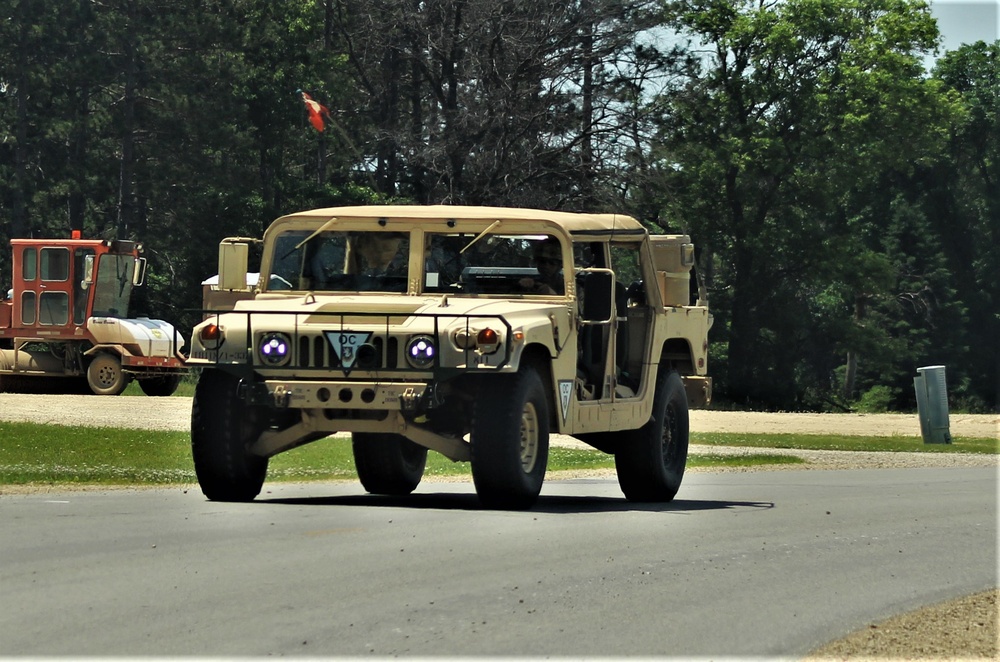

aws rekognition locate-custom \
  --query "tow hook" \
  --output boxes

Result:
[272,385,291,408]
[401,383,440,414]
[399,387,419,412]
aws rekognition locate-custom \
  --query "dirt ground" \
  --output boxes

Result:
[690,410,1000,440]
[1,393,998,438]
[1,394,997,657]
[804,588,998,660]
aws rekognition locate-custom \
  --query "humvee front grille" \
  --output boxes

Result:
[294,334,399,370]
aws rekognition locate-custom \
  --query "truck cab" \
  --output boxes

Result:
[0,237,187,395]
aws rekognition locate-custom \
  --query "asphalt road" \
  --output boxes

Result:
[2,467,995,657]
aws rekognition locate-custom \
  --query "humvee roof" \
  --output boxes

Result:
[272,205,648,235]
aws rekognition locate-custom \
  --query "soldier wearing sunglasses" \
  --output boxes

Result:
[519,237,564,295]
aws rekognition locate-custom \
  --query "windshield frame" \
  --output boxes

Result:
[260,220,572,299]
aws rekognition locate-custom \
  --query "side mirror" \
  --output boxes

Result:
[132,257,147,286]
[580,269,614,323]
[83,254,95,285]
[218,240,250,291]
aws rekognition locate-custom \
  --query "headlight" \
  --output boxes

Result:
[405,335,436,369]
[452,328,475,350]
[451,327,502,354]
[258,332,291,366]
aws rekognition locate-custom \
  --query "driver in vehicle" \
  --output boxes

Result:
[355,233,407,277]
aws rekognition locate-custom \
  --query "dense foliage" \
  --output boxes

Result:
[1,0,996,412]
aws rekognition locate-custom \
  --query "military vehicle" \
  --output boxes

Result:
[188,206,711,508]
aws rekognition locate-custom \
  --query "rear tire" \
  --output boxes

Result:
[352,433,428,495]
[471,367,549,509]
[615,369,689,502]
[86,353,129,396]
[191,369,268,502]
[139,374,182,397]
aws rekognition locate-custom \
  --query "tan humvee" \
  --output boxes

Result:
[188,206,712,508]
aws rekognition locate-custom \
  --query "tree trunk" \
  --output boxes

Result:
[10,6,30,238]
[117,0,138,239]
[68,83,90,235]
[726,239,757,404]
[580,11,594,203]
[842,295,866,400]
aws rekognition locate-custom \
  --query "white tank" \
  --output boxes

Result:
[87,316,184,358]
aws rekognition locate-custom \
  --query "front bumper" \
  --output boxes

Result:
[243,378,434,412]
[121,353,187,372]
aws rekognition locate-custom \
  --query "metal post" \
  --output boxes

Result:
[914,365,951,444]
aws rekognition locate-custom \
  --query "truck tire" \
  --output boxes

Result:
[615,369,689,502]
[352,433,427,495]
[139,374,182,397]
[86,353,128,396]
[470,367,549,509]
[191,369,268,501]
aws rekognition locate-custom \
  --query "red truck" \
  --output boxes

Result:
[0,234,187,395]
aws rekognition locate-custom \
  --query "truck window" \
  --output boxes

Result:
[610,243,642,287]
[91,254,135,318]
[271,230,410,293]
[38,292,69,325]
[609,242,650,390]
[40,248,70,281]
[21,291,36,324]
[74,248,95,324]
[22,247,37,281]
[424,233,562,295]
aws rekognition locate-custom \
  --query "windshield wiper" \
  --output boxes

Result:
[281,216,339,261]
[459,220,502,255]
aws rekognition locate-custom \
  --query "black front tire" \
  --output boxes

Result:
[470,367,550,509]
[352,433,428,495]
[139,374,182,397]
[615,369,689,502]
[191,369,268,501]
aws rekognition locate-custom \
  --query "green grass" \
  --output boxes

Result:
[0,422,993,488]
[122,371,198,398]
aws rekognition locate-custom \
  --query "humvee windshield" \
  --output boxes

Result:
[269,230,565,296]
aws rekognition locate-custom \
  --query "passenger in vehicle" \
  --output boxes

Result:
[519,238,564,295]
[424,235,463,287]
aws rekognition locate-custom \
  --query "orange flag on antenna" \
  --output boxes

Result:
[300,90,330,132]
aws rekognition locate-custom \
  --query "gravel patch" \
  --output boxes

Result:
[687,444,998,470]
[1,393,998,438]
[804,588,998,660]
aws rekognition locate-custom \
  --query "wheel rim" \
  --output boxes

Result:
[661,402,680,467]
[88,356,121,391]
[519,401,540,473]
[94,360,119,389]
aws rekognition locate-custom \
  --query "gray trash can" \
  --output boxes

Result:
[914,365,951,444]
